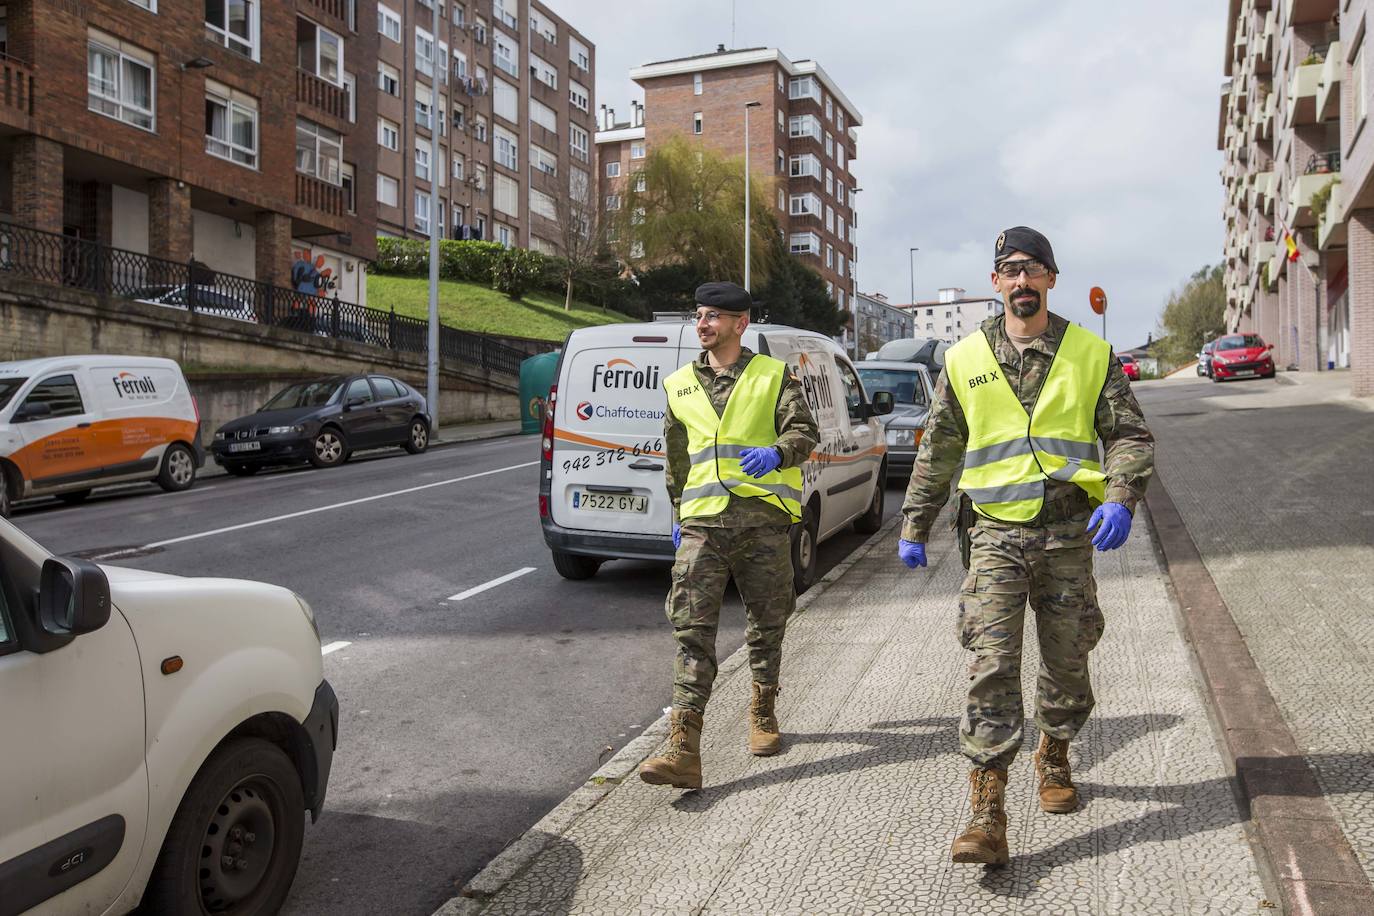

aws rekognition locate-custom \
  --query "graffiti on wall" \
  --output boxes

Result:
[292,248,337,296]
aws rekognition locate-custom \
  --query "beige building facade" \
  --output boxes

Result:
[1220,0,1374,394]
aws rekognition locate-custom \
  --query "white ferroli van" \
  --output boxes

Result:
[538,320,893,592]
[0,356,206,517]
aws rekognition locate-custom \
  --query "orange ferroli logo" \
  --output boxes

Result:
[9,417,198,484]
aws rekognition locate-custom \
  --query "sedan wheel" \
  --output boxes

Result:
[309,429,347,468]
[404,419,430,455]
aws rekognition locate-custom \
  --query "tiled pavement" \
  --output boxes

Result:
[442,502,1270,914]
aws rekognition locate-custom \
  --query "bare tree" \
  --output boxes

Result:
[553,169,609,311]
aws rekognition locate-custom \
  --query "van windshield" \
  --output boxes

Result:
[856,368,928,406]
[0,378,26,412]
[262,377,345,411]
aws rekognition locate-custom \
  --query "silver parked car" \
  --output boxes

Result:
[856,360,935,484]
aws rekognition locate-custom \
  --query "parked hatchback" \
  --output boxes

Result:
[212,374,431,474]
[1117,353,1140,381]
[1210,333,1276,381]
[1197,340,1216,377]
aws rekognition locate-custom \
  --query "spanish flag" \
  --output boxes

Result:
[1284,231,1300,262]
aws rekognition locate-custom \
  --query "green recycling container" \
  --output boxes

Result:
[519,349,560,434]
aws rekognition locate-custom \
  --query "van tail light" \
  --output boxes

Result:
[191,395,201,424]
[541,385,557,462]
[539,494,549,518]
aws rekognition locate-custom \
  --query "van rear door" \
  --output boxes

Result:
[550,328,693,537]
[86,362,196,475]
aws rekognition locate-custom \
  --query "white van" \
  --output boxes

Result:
[538,320,892,592]
[0,356,205,516]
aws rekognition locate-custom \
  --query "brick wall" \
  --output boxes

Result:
[1350,209,1374,395]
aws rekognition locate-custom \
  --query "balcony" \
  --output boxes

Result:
[1255,240,1277,268]
[303,0,350,22]
[0,53,35,123]
[1258,90,1276,138]
[1288,0,1339,27]
[297,70,350,122]
[529,122,558,150]
[529,73,559,107]
[1267,250,1282,289]
[1317,40,1342,122]
[1286,61,1323,127]
[1249,169,1274,208]
[296,173,345,219]
[1317,179,1346,250]
[1288,167,1340,228]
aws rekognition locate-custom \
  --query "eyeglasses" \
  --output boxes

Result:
[995,260,1050,279]
[694,310,741,323]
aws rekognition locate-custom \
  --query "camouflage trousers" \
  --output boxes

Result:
[957,510,1106,771]
[667,523,795,714]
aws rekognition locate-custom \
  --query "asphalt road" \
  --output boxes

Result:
[11,433,901,916]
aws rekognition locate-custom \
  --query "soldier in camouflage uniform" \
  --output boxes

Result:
[898,227,1154,864]
[639,282,819,791]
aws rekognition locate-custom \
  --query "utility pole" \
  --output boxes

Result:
[426,0,441,439]
[743,101,760,293]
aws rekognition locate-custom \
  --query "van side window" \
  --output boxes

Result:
[345,378,374,404]
[21,374,85,418]
[835,362,864,422]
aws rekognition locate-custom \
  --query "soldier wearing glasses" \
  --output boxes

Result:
[897,227,1154,864]
[639,282,818,791]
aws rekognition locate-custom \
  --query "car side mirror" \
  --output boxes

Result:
[345,397,366,410]
[870,391,895,416]
[13,401,52,423]
[38,557,111,637]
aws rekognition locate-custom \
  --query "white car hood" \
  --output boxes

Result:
[100,564,183,585]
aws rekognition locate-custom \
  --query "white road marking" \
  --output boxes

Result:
[321,641,352,655]
[143,461,538,550]
[447,567,537,602]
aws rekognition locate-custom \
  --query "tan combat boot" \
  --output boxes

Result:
[639,709,703,789]
[951,768,1010,865]
[748,683,782,756]
[1034,733,1078,813]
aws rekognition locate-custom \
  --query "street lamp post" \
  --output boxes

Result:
[909,246,919,319]
[849,187,863,361]
[426,0,441,440]
[743,102,761,292]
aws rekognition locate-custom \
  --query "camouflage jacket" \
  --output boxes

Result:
[665,348,820,527]
[900,312,1155,542]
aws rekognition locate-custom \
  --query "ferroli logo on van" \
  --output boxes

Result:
[111,371,158,399]
[592,358,660,392]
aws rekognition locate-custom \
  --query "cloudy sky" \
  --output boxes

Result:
[552,0,1225,351]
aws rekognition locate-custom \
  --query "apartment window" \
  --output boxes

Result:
[474,17,487,44]
[837,110,845,131]
[837,252,845,277]
[452,153,465,181]
[789,192,822,216]
[789,232,820,255]
[477,214,487,237]
[825,96,833,120]
[494,173,518,216]
[789,154,821,180]
[494,0,517,30]
[788,76,821,104]
[415,191,431,234]
[570,36,590,71]
[378,116,399,150]
[825,168,835,196]
[825,244,834,268]
[296,118,342,184]
[128,0,155,8]
[531,144,557,175]
[204,80,257,167]
[630,141,646,159]
[570,124,589,162]
[415,27,434,76]
[827,281,834,298]
[493,30,519,79]
[530,9,556,42]
[693,111,703,134]
[376,173,398,205]
[453,105,465,130]
[377,3,400,41]
[530,98,557,134]
[475,163,487,191]
[693,72,703,95]
[474,114,488,142]
[438,42,449,84]
[789,114,822,141]
[343,71,356,122]
[493,78,518,121]
[605,193,621,210]
[0,7,7,56]
[632,171,646,192]
[205,0,258,59]
[606,161,621,178]
[837,289,845,309]
[569,80,589,112]
[825,205,834,233]
[437,107,446,136]
[776,149,785,173]
[342,162,356,212]
[777,70,784,91]
[416,138,431,181]
[531,235,557,255]
[777,109,784,132]
[571,167,590,202]
[630,241,644,258]
[297,17,343,86]
[838,216,846,242]
[494,125,518,169]
[531,189,557,220]
[87,33,155,132]
[777,188,785,210]
[477,64,488,84]
[531,54,557,89]
[826,133,836,158]
[454,50,468,81]
[497,224,513,246]
[453,2,464,26]
[415,83,433,130]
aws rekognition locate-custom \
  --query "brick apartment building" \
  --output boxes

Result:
[596,46,861,308]
[1219,0,1374,395]
[373,0,594,254]
[0,0,378,305]
[898,288,1001,345]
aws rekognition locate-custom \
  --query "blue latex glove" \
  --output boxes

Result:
[1088,502,1132,551]
[739,446,783,478]
[672,523,682,550]
[898,539,927,568]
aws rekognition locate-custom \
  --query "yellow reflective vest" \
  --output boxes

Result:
[664,356,803,522]
[945,323,1110,523]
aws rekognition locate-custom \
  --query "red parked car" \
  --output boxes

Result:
[1210,333,1276,381]
[1117,353,1140,381]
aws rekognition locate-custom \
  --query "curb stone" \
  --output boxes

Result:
[431,511,905,916]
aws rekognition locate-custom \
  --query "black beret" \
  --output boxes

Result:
[694,281,752,313]
[994,226,1059,274]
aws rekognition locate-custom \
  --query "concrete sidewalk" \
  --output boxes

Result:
[437,509,1270,914]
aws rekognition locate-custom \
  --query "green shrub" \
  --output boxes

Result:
[1311,177,1340,223]
[492,247,543,299]
[373,237,429,274]
[440,240,506,282]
